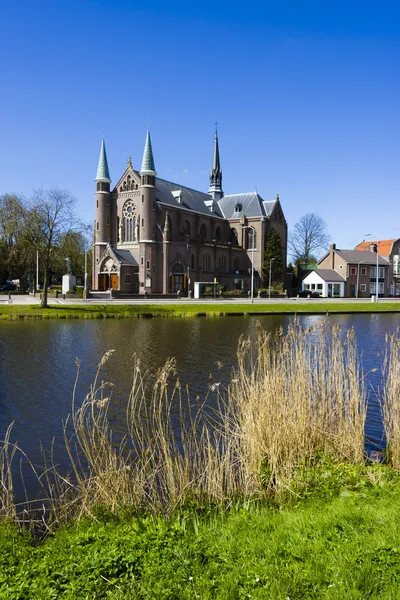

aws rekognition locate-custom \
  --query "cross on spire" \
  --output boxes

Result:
[215,121,219,135]
[146,119,151,131]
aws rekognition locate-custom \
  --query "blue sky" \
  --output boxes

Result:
[1,0,399,255]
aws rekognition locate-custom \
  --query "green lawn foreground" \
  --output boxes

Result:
[1,301,400,320]
[2,469,400,600]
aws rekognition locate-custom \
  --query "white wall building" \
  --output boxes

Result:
[302,269,346,298]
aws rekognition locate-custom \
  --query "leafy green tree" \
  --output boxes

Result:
[0,194,35,285]
[262,228,283,283]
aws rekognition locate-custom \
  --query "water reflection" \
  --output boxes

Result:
[0,313,399,497]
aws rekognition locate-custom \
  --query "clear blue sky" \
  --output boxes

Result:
[1,0,399,255]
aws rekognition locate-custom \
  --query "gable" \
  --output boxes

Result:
[113,162,141,194]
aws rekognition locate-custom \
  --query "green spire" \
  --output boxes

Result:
[140,130,157,176]
[95,138,111,182]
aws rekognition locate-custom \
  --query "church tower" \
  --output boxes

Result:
[94,138,111,289]
[139,129,157,294]
[208,127,223,201]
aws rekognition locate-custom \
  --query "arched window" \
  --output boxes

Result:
[200,223,207,240]
[122,200,137,242]
[247,229,256,250]
[183,220,191,237]
[202,253,211,271]
[127,176,131,190]
[215,227,222,242]
[218,255,227,272]
[230,228,238,245]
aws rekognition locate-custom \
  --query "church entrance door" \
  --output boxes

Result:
[98,274,108,291]
[110,274,119,290]
[172,263,185,293]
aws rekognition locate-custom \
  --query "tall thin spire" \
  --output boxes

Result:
[208,125,223,200]
[95,138,111,182]
[140,129,157,176]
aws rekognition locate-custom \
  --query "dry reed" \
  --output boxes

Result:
[382,331,400,468]
[0,319,373,527]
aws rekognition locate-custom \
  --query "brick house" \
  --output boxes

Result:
[302,243,390,297]
[355,239,400,297]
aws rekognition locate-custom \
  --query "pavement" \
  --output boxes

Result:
[1,294,400,306]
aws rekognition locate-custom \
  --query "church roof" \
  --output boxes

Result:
[96,138,111,182]
[218,192,277,219]
[155,177,225,218]
[140,130,156,175]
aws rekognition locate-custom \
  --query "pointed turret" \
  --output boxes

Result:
[140,130,157,176]
[96,138,111,182]
[208,126,223,201]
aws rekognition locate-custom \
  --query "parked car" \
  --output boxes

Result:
[0,281,17,292]
[298,290,320,298]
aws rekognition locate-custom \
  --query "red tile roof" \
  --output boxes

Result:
[355,239,396,257]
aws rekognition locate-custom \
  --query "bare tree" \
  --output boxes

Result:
[16,188,78,308]
[288,213,330,263]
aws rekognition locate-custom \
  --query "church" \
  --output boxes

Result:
[92,129,287,295]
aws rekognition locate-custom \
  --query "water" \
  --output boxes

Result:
[0,313,399,498]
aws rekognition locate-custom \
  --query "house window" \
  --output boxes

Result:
[125,274,131,284]
[394,261,400,275]
[350,267,357,276]
[317,284,323,290]
[360,284,367,292]
[370,267,376,279]
[304,283,310,290]
[361,268,367,275]
[379,267,384,279]
[379,282,384,294]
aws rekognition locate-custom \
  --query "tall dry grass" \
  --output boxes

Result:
[0,319,372,527]
[382,331,400,468]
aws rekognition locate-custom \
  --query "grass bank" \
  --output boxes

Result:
[2,467,400,599]
[1,301,400,320]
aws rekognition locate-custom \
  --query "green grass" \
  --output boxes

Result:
[1,301,400,320]
[2,463,400,599]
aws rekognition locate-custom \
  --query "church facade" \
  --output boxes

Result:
[92,130,287,295]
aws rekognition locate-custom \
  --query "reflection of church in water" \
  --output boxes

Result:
[92,129,287,295]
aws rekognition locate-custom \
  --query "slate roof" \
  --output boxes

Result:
[218,192,277,219]
[96,139,111,182]
[355,239,398,258]
[114,249,138,267]
[311,269,346,282]
[154,177,225,218]
[140,130,156,175]
[335,249,390,266]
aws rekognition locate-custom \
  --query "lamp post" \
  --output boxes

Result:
[84,224,92,297]
[365,233,379,302]
[269,257,276,298]
[36,249,39,292]
[242,225,256,303]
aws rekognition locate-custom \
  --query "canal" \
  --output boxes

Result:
[0,313,399,498]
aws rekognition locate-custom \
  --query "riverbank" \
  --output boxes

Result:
[2,463,400,599]
[1,301,400,319]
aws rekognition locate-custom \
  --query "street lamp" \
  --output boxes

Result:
[84,224,92,297]
[365,233,380,302]
[269,258,276,298]
[242,225,256,303]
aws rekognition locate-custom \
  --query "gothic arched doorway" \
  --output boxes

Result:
[171,262,185,293]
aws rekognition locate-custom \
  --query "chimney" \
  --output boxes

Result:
[369,243,377,253]
[330,243,336,269]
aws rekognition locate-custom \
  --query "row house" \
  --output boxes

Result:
[355,238,400,297]
[302,244,390,298]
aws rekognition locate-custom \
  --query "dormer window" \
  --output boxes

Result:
[235,203,242,213]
